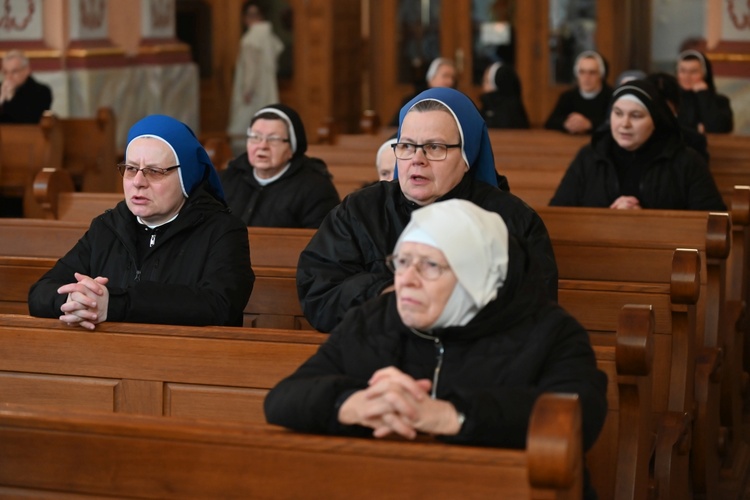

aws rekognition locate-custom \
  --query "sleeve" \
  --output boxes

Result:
[264,314,371,436]
[28,232,95,318]
[549,148,588,206]
[694,91,733,133]
[682,150,727,211]
[108,220,254,327]
[297,202,394,332]
[440,314,608,451]
[544,92,571,132]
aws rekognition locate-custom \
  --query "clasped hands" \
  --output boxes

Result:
[338,366,462,440]
[563,112,592,135]
[57,272,109,330]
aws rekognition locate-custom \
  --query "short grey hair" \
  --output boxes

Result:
[3,50,30,68]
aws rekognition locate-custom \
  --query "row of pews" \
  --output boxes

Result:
[2,183,750,498]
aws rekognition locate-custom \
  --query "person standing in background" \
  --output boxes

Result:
[227,1,284,155]
[0,50,52,124]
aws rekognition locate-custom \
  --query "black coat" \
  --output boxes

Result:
[479,91,530,129]
[297,175,558,332]
[0,75,52,124]
[544,85,613,134]
[220,153,340,228]
[677,89,733,134]
[28,183,254,326]
[270,236,607,450]
[549,131,726,210]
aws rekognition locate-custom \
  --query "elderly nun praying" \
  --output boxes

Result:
[267,199,607,497]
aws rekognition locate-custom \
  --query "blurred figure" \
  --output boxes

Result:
[388,57,457,126]
[0,49,52,123]
[227,1,284,155]
[614,69,646,87]
[479,62,529,129]
[375,138,398,182]
[220,104,340,228]
[675,50,733,133]
[647,72,709,162]
[545,50,612,134]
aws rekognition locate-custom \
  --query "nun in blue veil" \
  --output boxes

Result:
[297,87,558,333]
[29,114,254,328]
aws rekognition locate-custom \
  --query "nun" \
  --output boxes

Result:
[297,87,558,333]
[676,49,734,133]
[28,114,254,328]
[220,103,340,228]
[269,199,607,499]
[479,61,530,129]
[550,79,726,211]
[544,50,613,134]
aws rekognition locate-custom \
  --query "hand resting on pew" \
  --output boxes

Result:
[268,200,608,500]
[609,195,641,210]
[57,272,109,330]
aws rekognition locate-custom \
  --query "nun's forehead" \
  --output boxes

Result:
[126,136,178,164]
[402,107,460,137]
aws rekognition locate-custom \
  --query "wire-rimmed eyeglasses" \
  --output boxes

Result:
[385,253,451,280]
[247,132,290,146]
[116,163,179,181]
[391,142,461,161]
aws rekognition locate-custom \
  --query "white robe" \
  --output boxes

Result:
[227,21,284,144]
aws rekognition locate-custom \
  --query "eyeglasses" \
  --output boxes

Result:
[385,253,451,281]
[391,142,461,161]
[247,133,290,146]
[117,163,179,181]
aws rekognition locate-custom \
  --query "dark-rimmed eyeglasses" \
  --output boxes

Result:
[385,253,451,281]
[247,133,290,146]
[391,142,461,161]
[116,163,179,181]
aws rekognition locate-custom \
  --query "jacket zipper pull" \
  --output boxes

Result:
[134,269,141,282]
[431,339,444,399]
[149,234,156,247]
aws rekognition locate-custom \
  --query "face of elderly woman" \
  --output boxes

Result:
[677,59,704,91]
[247,118,293,179]
[576,57,603,94]
[394,242,458,330]
[428,63,456,88]
[610,98,655,151]
[397,110,467,206]
[124,138,185,225]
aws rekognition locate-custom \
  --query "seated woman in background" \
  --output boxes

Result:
[387,57,457,127]
[220,104,340,228]
[676,49,733,134]
[549,79,726,210]
[479,62,529,129]
[375,137,398,182]
[267,199,607,500]
[297,87,558,333]
[544,50,612,135]
[28,115,254,328]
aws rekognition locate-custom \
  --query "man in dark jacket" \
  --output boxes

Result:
[29,115,254,328]
[0,50,52,123]
[220,104,340,228]
[297,88,558,333]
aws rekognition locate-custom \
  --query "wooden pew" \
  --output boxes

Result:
[0,392,583,500]
[59,107,119,192]
[0,112,64,217]
[0,308,653,500]
[537,206,740,499]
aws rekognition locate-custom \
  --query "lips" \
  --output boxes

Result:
[130,195,150,205]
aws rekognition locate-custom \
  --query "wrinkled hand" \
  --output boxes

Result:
[338,366,462,439]
[58,272,110,330]
[563,112,592,135]
[691,80,709,92]
[609,195,642,210]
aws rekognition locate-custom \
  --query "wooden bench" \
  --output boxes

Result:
[537,206,744,498]
[59,107,119,193]
[0,308,653,500]
[0,112,64,218]
[0,392,583,499]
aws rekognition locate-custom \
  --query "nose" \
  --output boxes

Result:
[397,261,422,286]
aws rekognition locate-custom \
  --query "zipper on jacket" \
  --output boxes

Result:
[134,269,141,282]
[431,338,444,399]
